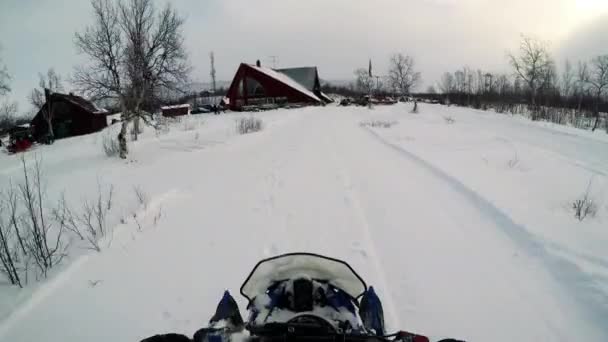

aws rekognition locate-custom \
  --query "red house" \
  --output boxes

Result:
[31,92,108,141]
[225,61,332,110]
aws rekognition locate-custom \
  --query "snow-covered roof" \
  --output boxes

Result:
[249,65,321,102]
[50,93,108,114]
[161,104,191,110]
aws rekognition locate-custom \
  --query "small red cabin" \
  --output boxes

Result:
[161,104,191,117]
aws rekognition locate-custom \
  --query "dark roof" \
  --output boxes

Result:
[275,67,319,92]
[248,64,321,102]
[50,93,107,114]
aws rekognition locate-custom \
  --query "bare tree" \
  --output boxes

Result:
[475,69,486,94]
[508,35,554,107]
[74,0,190,158]
[575,61,590,115]
[0,46,18,131]
[540,62,557,91]
[388,53,421,96]
[28,69,64,142]
[29,69,63,110]
[354,68,374,95]
[439,72,455,94]
[0,45,10,96]
[561,59,574,99]
[0,100,17,131]
[495,74,511,96]
[586,55,608,131]
[454,70,466,93]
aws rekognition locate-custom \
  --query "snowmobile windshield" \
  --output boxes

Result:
[241,253,367,300]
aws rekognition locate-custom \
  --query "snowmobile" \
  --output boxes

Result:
[141,253,464,342]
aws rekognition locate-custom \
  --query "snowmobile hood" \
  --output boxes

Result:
[240,253,367,301]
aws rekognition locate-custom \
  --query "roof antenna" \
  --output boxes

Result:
[268,55,278,69]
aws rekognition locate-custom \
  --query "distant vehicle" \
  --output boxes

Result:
[191,106,212,114]
[192,104,224,115]
[7,125,34,154]
[339,98,352,106]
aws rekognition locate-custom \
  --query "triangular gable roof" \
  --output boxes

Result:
[248,64,321,102]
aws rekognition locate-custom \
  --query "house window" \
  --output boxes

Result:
[246,77,265,97]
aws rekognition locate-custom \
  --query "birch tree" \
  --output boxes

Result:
[28,68,63,141]
[388,53,421,96]
[0,47,17,130]
[0,49,9,96]
[561,59,574,99]
[354,68,374,95]
[439,72,455,93]
[586,55,608,131]
[74,0,190,158]
[508,35,554,106]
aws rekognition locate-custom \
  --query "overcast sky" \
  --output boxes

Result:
[1,0,607,115]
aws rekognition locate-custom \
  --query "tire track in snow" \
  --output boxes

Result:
[362,126,608,336]
[326,128,401,331]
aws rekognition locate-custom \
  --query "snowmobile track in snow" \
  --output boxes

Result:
[326,130,401,331]
[363,126,608,333]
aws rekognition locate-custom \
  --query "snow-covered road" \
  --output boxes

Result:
[1,105,607,341]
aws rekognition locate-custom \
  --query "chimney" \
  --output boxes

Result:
[256,59,261,67]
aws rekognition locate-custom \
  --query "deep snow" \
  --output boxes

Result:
[0,104,607,342]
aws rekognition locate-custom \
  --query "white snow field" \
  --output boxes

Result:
[0,104,607,342]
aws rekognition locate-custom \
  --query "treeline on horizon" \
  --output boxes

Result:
[322,35,608,132]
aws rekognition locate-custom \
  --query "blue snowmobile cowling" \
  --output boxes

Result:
[141,253,465,342]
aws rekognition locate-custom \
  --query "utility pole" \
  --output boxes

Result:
[368,59,373,109]
[210,51,217,93]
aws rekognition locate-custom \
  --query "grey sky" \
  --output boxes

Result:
[1,0,607,115]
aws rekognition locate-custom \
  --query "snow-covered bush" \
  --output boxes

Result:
[572,180,597,221]
[573,197,597,221]
[0,156,70,286]
[237,116,263,134]
[54,183,114,252]
[0,157,121,287]
[133,185,149,209]
[443,116,455,124]
[360,120,398,128]
[102,131,120,157]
